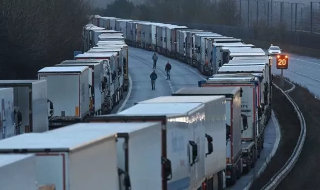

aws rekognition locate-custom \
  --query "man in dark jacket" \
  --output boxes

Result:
[165,61,171,80]
[150,70,158,90]
[152,52,158,69]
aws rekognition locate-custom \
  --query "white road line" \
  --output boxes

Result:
[261,83,306,190]
[284,79,296,93]
[117,75,132,113]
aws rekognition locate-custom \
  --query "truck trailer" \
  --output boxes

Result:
[0,130,119,190]
[49,122,162,190]
[173,87,243,185]
[200,74,261,172]
[0,88,14,139]
[139,96,227,189]
[0,80,49,133]
[38,66,90,128]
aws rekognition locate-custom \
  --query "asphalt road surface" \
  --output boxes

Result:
[271,53,320,98]
[122,47,206,110]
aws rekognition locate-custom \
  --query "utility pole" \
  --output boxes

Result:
[248,0,250,28]
[256,0,259,24]
[271,0,273,24]
[291,3,293,31]
[240,0,242,23]
[295,3,297,32]
[267,1,270,26]
[280,1,284,23]
[310,2,313,33]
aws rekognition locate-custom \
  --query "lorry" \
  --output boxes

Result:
[220,47,266,64]
[194,33,221,70]
[38,66,90,128]
[211,42,254,73]
[173,87,243,185]
[75,52,124,109]
[0,80,49,133]
[0,130,119,190]
[50,122,162,190]
[0,154,37,190]
[56,60,104,115]
[199,74,261,172]
[0,88,14,138]
[139,96,227,189]
[114,102,208,190]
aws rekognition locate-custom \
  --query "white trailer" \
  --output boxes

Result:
[115,19,132,38]
[226,59,271,106]
[173,87,243,185]
[0,154,37,190]
[75,52,124,108]
[75,52,123,111]
[200,74,260,172]
[218,65,267,111]
[49,122,162,190]
[139,96,226,189]
[116,102,207,190]
[82,24,105,51]
[56,60,104,115]
[165,25,188,57]
[0,80,48,133]
[194,33,221,70]
[210,42,253,73]
[99,16,118,29]
[0,131,119,190]
[221,47,266,65]
[186,31,211,65]
[0,88,14,139]
[38,67,90,127]
[98,33,125,42]
[176,29,202,60]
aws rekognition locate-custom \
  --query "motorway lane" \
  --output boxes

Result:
[271,53,320,98]
[122,47,206,110]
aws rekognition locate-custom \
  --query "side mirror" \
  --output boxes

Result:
[226,124,231,141]
[241,114,248,131]
[161,157,172,180]
[189,141,198,166]
[118,168,131,189]
[205,134,213,156]
[240,88,243,97]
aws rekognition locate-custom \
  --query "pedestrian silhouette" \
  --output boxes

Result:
[152,52,158,69]
[150,70,158,90]
[165,61,171,80]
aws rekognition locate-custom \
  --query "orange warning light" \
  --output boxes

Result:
[276,54,289,69]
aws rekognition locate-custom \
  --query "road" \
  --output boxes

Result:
[122,46,278,189]
[271,53,320,98]
[122,47,206,110]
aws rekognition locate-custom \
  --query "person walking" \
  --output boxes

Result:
[150,70,158,90]
[152,52,158,69]
[165,61,171,80]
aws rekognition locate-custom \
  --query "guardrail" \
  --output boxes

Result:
[261,83,306,190]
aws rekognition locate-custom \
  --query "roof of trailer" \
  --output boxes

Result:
[139,96,224,104]
[38,66,88,73]
[75,52,118,58]
[174,87,241,96]
[118,102,203,116]
[218,65,265,73]
[213,42,254,47]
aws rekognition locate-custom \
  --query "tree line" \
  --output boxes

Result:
[97,0,238,26]
[0,0,90,79]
